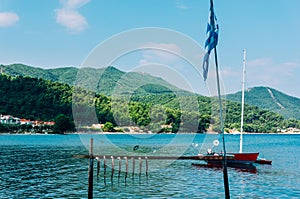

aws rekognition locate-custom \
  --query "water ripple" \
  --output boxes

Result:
[0,134,299,198]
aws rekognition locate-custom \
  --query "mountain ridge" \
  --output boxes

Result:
[0,63,192,96]
[1,73,295,133]
[1,63,300,120]
[226,86,300,120]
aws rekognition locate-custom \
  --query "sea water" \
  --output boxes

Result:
[0,134,299,198]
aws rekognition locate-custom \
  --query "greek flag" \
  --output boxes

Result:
[203,0,219,81]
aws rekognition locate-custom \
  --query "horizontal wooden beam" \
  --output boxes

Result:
[73,154,234,161]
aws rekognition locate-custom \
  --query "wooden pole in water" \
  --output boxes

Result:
[124,157,128,182]
[132,157,135,179]
[96,157,100,178]
[145,157,148,176]
[139,157,142,176]
[88,138,93,199]
[111,156,114,182]
[103,156,106,177]
[117,157,121,178]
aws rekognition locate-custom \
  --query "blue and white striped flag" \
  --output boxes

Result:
[203,0,219,81]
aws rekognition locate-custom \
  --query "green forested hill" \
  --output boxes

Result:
[0,74,73,121]
[1,73,296,133]
[0,74,206,132]
[1,64,299,133]
[0,64,190,96]
[226,87,300,120]
[1,64,59,81]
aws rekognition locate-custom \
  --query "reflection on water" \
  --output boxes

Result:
[192,162,258,174]
[0,145,87,198]
[0,134,300,198]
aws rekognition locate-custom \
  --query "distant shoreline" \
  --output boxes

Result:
[1,132,300,135]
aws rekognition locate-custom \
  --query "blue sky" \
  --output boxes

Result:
[1,0,300,98]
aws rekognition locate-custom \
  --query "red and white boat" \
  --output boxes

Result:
[228,152,259,164]
[204,50,271,167]
[200,151,259,166]
[221,51,261,165]
[233,50,271,165]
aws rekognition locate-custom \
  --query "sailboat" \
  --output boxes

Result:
[227,49,260,165]
[231,50,272,165]
[204,50,272,166]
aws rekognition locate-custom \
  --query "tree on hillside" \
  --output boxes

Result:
[103,122,115,132]
[53,114,75,134]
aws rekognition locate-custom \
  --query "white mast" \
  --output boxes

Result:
[239,49,246,153]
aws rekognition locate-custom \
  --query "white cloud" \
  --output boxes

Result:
[138,59,149,65]
[239,58,300,89]
[220,58,300,96]
[55,0,90,32]
[247,58,300,78]
[222,66,241,78]
[282,61,299,68]
[176,2,190,10]
[56,9,87,32]
[139,42,183,64]
[60,0,90,9]
[0,12,19,27]
[141,42,182,54]
[247,57,273,67]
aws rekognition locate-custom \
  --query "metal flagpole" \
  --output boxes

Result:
[88,138,94,199]
[203,0,230,196]
[202,0,230,196]
[214,47,230,199]
[204,0,230,197]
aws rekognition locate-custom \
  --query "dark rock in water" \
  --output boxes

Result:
[133,145,139,151]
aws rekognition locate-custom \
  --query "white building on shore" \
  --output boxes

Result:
[0,114,21,125]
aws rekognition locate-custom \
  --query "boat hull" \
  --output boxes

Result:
[205,152,259,165]
[255,158,272,165]
[229,152,259,164]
